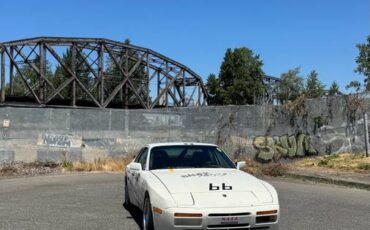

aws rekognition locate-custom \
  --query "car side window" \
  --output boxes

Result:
[137,148,148,170]
[134,148,145,163]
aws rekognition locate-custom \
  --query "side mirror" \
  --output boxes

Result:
[236,161,246,170]
[128,162,142,171]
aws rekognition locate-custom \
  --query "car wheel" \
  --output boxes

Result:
[142,195,154,230]
[124,179,132,209]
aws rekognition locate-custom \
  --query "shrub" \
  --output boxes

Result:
[357,163,370,171]
[61,159,73,171]
[261,163,287,177]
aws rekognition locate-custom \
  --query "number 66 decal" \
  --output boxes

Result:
[209,183,232,191]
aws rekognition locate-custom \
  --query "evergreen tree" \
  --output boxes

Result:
[328,81,340,96]
[207,47,265,105]
[305,70,325,98]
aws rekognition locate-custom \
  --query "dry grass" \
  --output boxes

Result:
[241,159,288,177]
[69,155,134,172]
[242,159,261,175]
[292,153,370,173]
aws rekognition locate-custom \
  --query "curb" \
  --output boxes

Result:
[283,172,370,191]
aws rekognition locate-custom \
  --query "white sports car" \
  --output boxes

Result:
[125,143,279,230]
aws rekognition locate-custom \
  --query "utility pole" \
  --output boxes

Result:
[364,113,369,157]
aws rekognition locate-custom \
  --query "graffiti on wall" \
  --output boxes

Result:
[42,134,72,147]
[142,113,183,127]
[253,133,317,162]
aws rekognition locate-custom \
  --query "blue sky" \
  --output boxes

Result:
[0,0,369,92]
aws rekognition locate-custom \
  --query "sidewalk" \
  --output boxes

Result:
[284,168,370,190]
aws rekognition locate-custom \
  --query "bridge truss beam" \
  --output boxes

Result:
[0,37,208,109]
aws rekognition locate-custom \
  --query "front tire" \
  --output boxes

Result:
[124,179,132,209]
[142,195,154,230]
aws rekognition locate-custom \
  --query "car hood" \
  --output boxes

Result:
[151,169,273,207]
[151,169,267,193]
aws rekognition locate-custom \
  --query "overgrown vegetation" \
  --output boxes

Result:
[283,95,308,128]
[0,154,135,177]
[293,153,370,172]
[239,159,288,177]
[284,95,308,117]
[343,93,365,134]
[71,156,133,172]
[357,163,370,170]
[61,159,73,171]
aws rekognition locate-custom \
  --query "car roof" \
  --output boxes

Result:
[145,142,218,148]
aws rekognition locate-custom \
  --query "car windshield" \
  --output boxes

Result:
[149,145,236,170]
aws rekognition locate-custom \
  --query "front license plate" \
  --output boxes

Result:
[221,216,239,225]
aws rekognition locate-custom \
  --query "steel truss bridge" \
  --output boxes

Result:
[0,37,208,109]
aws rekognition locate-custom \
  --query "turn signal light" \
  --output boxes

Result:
[174,213,203,218]
[256,210,278,215]
[153,207,163,214]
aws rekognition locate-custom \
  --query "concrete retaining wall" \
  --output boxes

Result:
[1,94,369,162]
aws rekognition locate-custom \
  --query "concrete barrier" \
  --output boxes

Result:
[1,94,369,162]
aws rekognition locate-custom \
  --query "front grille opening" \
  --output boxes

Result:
[174,218,202,226]
[208,212,251,217]
[256,215,277,224]
[208,223,250,228]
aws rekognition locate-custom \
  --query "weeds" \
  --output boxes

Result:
[357,163,370,170]
[293,153,370,172]
[61,159,73,171]
[260,163,288,177]
[240,159,288,177]
[72,154,134,172]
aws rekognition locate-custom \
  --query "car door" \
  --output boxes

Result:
[127,148,146,206]
[130,147,149,207]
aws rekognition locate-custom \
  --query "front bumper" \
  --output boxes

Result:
[153,205,279,230]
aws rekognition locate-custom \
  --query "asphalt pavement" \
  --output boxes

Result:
[0,173,369,230]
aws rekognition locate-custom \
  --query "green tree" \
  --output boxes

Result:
[208,47,265,105]
[206,73,222,104]
[328,81,340,96]
[276,67,304,103]
[305,70,325,98]
[345,80,362,93]
[355,35,370,91]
